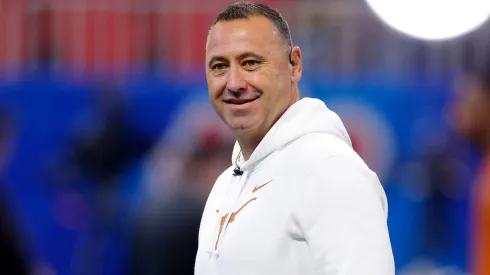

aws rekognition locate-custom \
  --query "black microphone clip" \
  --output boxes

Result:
[233,167,243,176]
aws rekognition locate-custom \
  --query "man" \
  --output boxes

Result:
[451,62,490,275]
[195,2,394,274]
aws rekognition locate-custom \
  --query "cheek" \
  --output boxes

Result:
[246,69,279,94]
[207,78,226,99]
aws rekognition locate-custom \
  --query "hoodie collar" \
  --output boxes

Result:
[231,97,351,171]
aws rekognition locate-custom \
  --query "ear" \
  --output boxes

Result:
[290,46,302,83]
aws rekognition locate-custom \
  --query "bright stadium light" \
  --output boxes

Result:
[365,0,490,41]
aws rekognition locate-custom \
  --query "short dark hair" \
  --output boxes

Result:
[211,2,293,48]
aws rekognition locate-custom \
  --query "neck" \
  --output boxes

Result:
[237,135,262,161]
[237,89,300,161]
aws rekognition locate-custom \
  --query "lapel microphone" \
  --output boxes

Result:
[233,167,243,176]
[232,151,244,176]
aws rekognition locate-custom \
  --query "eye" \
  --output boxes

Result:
[212,63,228,71]
[243,60,260,70]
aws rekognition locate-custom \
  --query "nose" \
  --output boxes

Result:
[226,66,247,93]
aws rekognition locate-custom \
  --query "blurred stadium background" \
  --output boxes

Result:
[0,0,488,274]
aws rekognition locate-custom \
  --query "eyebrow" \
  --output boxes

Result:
[207,52,266,69]
[208,56,228,69]
[237,52,266,62]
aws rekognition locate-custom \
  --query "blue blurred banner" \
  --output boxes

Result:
[0,74,475,274]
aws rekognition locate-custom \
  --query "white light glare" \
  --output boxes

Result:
[365,0,490,40]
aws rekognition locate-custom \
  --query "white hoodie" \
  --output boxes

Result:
[195,97,395,275]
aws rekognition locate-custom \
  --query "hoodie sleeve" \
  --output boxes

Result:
[292,153,395,275]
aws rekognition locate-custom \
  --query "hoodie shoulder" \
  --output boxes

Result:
[214,166,235,187]
[205,166,234,202]
[290,133,362,166]
[270,132,365,185]
[288,132,388,216]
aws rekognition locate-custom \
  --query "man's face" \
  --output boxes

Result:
[205,16,301,135]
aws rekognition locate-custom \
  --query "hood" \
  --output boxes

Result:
[232,97,352,171]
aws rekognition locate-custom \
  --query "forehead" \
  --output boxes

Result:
[207,16,283,57]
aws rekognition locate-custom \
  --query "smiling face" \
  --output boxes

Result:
[206,16,301,144]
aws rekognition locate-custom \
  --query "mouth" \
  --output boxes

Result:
[223,97,259,105]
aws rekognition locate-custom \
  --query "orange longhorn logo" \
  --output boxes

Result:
[214,180,271,250]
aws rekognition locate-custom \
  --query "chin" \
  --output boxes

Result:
[226,117,262,132]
